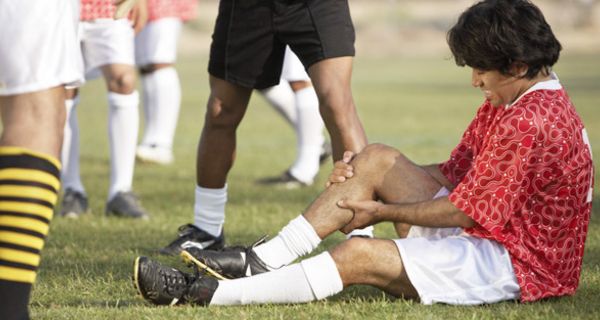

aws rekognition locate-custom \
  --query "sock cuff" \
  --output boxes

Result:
[108,90,139,108]
[301,252,343,300]
[290,215,321,245]
[0,147,61,177]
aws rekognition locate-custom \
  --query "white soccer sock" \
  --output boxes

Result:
[289,87,324,184]
[61,97,86,193]
[193,184,227,237]
[260,81,297,126]
[347,226,375,239]
[210,252,343,305]
[140,67,181,150]
[107,91,139,200]
[253,215,321,269]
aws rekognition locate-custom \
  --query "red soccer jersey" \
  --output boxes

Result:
[440,79,594,302]
[147,0,198,22]
[80,0,116,21]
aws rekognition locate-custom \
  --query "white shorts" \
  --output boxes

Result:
[281,47,310,82]
[395,188,521,305]
[135,18,183,66]
[80,19,135,80]
[0,0,83,95]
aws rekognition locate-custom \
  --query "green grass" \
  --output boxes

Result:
[30,53,600,319]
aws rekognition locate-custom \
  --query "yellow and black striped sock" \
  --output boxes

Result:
[0,147,60,320]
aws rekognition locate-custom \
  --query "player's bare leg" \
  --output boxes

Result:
[308,57,367,160]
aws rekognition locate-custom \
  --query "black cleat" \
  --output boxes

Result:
[133,256,219,306]
[181,236,270,279]
[133,256,194,306]
[159,224,225,256]
[106,191,149,219]
[60,188,89,218]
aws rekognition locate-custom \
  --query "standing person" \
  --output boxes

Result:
[135,0,198,165]
[159,0,369,255]
[0,1,83,319]
[257,46,330,188]
[134,0,594,307]
[60,0,150,219]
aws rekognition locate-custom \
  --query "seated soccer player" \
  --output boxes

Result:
[132,0,594,306]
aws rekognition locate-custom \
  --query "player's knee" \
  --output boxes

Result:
[108,72,137,94]
[330,237,372,266]
[355,143,404,172]
[204,96,245,130]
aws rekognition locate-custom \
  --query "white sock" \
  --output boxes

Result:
[289,87,324,184]
[61,97,86,193]
[193,184,227,237]
[140,67,181,150]
[107,91,139,200]
[260,81,297,126]
[253,215,321,269]
[347,226,375,239]
[210,252,343,305]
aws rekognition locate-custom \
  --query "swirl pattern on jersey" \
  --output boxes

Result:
[440,88,593,302]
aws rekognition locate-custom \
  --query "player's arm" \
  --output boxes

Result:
[337,196,476,233]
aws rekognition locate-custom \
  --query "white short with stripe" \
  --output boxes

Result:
[0,0,83,95]
[281,47,310,82]
[394,187,521,305]
[80,19,135,80]
[135,17,183,66]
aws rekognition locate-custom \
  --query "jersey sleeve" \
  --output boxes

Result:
[448,109,541,236]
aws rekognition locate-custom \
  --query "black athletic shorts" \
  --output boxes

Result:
[208,0,356,89]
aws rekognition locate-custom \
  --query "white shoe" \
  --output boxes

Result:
[136,145,174,165]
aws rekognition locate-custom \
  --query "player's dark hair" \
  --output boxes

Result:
[447,0,561,78]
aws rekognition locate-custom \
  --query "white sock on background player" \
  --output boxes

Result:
[107,91,139,200]
[140,67,181,151]
[61,97,86,194]
[289,86,324,184]
[261,81,297,126]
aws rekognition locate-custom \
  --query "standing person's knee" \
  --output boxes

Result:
[204,94,246,131]
[107,70,137,94]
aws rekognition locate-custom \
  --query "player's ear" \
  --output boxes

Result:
[509,62,529,78]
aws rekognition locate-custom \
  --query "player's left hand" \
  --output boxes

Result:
[337,199,384,233]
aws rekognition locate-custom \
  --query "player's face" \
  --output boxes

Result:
[470,68,529,107]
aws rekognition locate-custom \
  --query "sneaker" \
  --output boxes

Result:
[60,189,89,218]
[105,191,149,219]
[319,141,332,165]
[181,236,269,279]
[133,256,219,306]
[136,144,174,165]
[159,224,225,256]
[256,170,311,189]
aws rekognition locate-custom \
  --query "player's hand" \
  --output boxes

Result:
[326,151,355,187]
[129,0,148,34]
[337,199,383,234]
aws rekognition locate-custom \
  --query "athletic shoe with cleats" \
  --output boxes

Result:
[133,256,219,306]
[136,144,174,165]
[60,188,89,218]
[159,224,225,256]
[106,191,149,219]
[256,170,312,189]
[181,236,270,279]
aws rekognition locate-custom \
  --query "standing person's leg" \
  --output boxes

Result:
[82,18,146,218]
[135,17,183,165]
[0,1,81,318]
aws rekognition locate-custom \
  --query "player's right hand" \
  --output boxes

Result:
[326,151,355,187]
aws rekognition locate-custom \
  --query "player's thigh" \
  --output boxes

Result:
[0,87,66,157]
[330,237,418,299]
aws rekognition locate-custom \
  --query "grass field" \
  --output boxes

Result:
[30,53,600,319]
